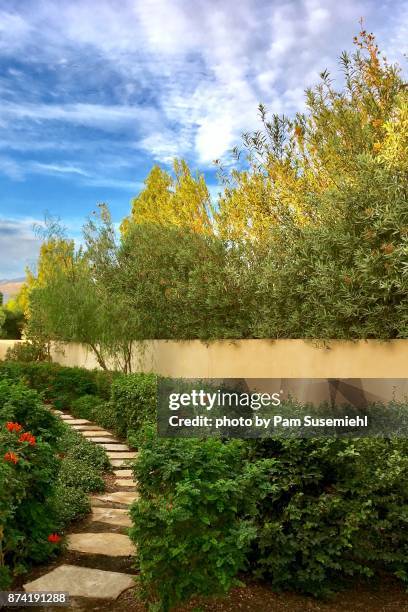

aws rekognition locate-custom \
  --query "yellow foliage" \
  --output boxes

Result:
[122,159,214,235]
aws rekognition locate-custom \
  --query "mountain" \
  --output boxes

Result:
[0,278,25,304]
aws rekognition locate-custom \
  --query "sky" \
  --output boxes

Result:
[0,0,407,279]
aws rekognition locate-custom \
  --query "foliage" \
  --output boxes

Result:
[70,394,103,420]
[0,306,25,339]
[107,373,157,442]
[0,383,63,587]
[5,341,50,363]
[130,431,258,610]
[51,483,90,528]
[0,361,113,409]
[59,426,111,472]
[130,429,408,608]
[0,381,110,588]
[0,379,64,443]
[121,160,214,235]
[118,223,258,340]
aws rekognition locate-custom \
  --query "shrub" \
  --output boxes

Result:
[0,379,64,443]
[70,394,103,420]
[59,426,111,473]
[130,430,408,608]
[0,385,110,588]
[249,436,408,596]
[51,483,90,528]
[108,373,157,441]
[5,341,48,362]
[0,423,61,588]
[130,430,261,610]
[0,362,114,410]
[58,458,105,492]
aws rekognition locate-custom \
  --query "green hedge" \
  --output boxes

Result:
[130,428,408,609]
[0,361,114,410]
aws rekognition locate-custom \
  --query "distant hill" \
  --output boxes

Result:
[0,278,25,304]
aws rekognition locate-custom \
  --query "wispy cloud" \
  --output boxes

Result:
[0,0,407,277]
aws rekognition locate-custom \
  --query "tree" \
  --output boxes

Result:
[122,159,214,234]
[217,29,405,243]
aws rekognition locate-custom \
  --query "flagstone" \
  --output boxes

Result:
[68,533,135,556]
[60,414,74,420]
[113,469,133,477]
[91,507,132,527]
[82,430,114,437]
[86,437,119,443]
[72,425,108,432]
[99,443,130,451]
[115,479,137,488]
[106,451,138,459]
[92,491,139,505]
[24,565,134,599]
[110,459,132,467]
[65,419,91,425]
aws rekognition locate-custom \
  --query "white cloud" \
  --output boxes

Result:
[0,0,406,170]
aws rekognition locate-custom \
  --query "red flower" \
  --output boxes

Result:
[47,533,61,543]
[5,422,23,433]
[4,451,18,464]
[18,432,36,446]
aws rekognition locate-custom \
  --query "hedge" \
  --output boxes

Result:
[130,428,408,609]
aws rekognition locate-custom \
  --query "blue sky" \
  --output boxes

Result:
[0,0,407,278]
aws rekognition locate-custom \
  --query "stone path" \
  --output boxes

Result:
[23,409,139,604]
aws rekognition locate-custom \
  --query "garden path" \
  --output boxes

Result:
[23,410,139,605]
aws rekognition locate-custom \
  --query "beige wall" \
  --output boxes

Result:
[2,338,408,403]
[1,338,408,378]
[0,339,21,360]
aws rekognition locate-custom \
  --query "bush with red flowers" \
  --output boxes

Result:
[0,381,63,588]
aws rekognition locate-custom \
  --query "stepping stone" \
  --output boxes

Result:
[106,451,138,459]
[92,491,139,505]
[110,459,133,467]
[113,469,133,477]
[65,419,91,425]
[51,409,64,415]
[72,425,108,431]
[91,507,132,527]
[82,430,114,437]
[99,443,130,451]
[24,564,134,600]
[115,479,137,488]
[87,437,119,443]
[60,414,74,420]
[68,533,135,557]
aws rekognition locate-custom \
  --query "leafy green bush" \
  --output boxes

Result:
[108,373,157,441]
[5,341,49,362]
[0,421,61,588]
[58,457,105,492]
[130,430,408,608]
[59,426,111,472]
[130,430,261,610]
[51,483,90,528]
[70,394,103,420]
[0,361,114,410]
[0,379,64,443]
[0,382,110,588]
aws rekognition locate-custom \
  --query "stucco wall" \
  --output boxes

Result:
[1,338,408,378]
[2,338,408,404]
